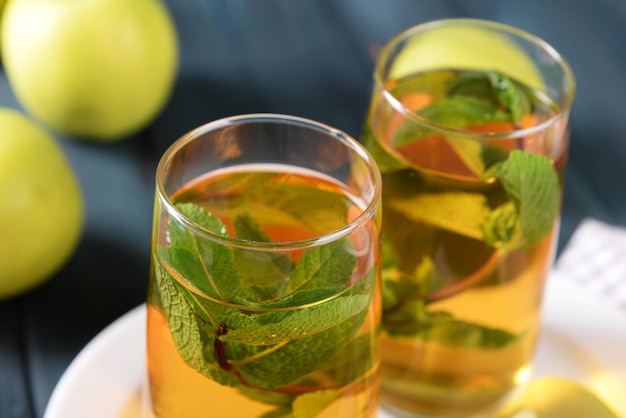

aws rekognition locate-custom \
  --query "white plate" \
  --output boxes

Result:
[43,273,626,418]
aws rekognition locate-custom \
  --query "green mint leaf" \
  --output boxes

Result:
[292,390,341,418]
[388,192,491,241]
[237,386,295,407]
[382,294,519,348]
[233,213,293,302]
[495,150,560,249]
[157,203,374,404]
[416,96,511,131]
[423,311,521,349]
[227,301,369,389]
[381,256,441,313]
[393,96,510,147]
[481,201,519,248]
[391,96,510,176]
[320,333,376,386]
[153,260,243,387]
[153,261,214,376]
[447,71,531,123]
[220,295,370,346]
[286,238,357,294]
[165,203,245,303]
[254,287,346,309]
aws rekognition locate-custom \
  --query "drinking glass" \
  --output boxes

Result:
[361,19,575,417]
[145,114,382,417]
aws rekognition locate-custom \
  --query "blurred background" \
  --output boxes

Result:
[1,1,625,417]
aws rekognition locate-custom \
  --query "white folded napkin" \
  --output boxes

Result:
[554,218,626,308]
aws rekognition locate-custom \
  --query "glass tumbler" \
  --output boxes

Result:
[361,18,575,417]
[145,114,382,418]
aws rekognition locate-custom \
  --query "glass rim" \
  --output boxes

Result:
[374,18,577,140]
[155,113,382,251]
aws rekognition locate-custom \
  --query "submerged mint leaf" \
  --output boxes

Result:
[238,386,295,407]
[220,295,370,346]
[228,301,369,389]
[416,96,511,131]
[156,202,374,403]
[153,260,243,387]
[254,287,345,309]
[481,201,519,249]
[165,203,244,302]
[382,293,519,348]
[425,313,521,349]
[292,389,341,418]
[286,238,357,294]
[392,96,510,148]
[233,213,293,302]
[153,261,214,376]
[495,150,560,249]
[391,96,511,176]
[447,71,531,123]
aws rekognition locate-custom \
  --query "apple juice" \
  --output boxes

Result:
[361,69,568,416]
[146,164,381,418]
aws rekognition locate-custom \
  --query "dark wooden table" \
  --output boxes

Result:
[1,1,625,417]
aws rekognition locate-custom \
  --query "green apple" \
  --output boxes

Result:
[496,377,620,418]
[0,0,7,54]
[1,0,178,141]
[0,108,83,299]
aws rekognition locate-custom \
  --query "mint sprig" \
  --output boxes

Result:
[390,71,533,177]
[153,203,375,417]
[485,150,560,249]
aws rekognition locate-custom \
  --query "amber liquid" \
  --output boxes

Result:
[362,70,567,416]
[146,164,380,418]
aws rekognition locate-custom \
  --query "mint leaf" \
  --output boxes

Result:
[255,287,345,309]
[164,203,245,303]
[416,96,511,131]
[481,201,519,249]
[228,303,369,389]
[237,386,294,406]
[153,261,214,376]
[382,294,519,348]
[447,71,531,123]
[220,295,370,346]
[494,150,560,249]
[423,311,521,349]
[286,239,357,294]
[292,390,341,418]
[393,97,511,148]
[233,213,293,302]
[388,192,491,241]
[152,259,243,387]
[321,333,376,385]
[155,202,375,406]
